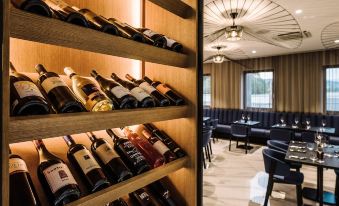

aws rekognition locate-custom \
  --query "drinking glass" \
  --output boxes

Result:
[322,119,326,127]
[294,117,299,126]
[306,118,311,129]
[247,115,251,121]
[241,114,245,120]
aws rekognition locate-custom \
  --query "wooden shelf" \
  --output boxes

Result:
[65,156,188,206]
[9,8,189,68]
[9,106,189,143]
[147,0,193,18]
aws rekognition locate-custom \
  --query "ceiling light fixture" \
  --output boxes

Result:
[252,50,257,54]
[225,13,243,41]
[335,40,339,44]
[213,46,225,63]
[295,9,303,14]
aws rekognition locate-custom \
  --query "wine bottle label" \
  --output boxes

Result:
[121,141,146,165]
[73,149,101,175]
[96,143,119,164]
[9,158,28,174]
[164,37,176,47]
[45,0,69,10]
[43,163,77,193]
[153,141,170,155]
[41,77,68,93]
[156,84,171,94]
[139,82,156,94]
[143,29,158,38]
[14,81,45,99]
[130,87,150,101]
[81,84,100,97]
[111,86,130,98]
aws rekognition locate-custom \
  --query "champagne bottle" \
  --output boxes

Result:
[125,74,170,107]
[123,127,165,168]
[129,188,156,206]
[106,129,151,175]
[86,132,133,183]
[33,139,80,206]
[42,0,88,27]
[138,28,167,48]
[63,135,110,192]
[64,67,113,112]
[35,64,85,113]
[107,18,149,43]
[111,73,155,108]
[143,123,185,158]
[142,129,176,163]
[11,0,53,17]
[143,76,184,106]
[75,8,119,35]
[148,180,177,206]
[9,147,41,206]
[91,70,138,109]
[10,62,51,116]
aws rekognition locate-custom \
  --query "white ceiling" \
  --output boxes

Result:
[203,0,339,61]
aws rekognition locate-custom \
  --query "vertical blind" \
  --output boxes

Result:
[203,75,211,106]
[326,67,339,112]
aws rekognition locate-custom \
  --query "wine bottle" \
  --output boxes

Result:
[129,188,156,206]
[111,73,155,108]
[10,62,51,116]
[125,74,170,107]
[9,147,41,206]
[123,127,165,168]
[64,67,113,112]
[42,0,88,27]
[142,129,176,163]
[35,64,85,113]
[164,37,183,53]
[138,28,167,48]
[75,8,119,35]
[33,139,80,206]
[91,70,138,109]
[86,132,133,183]
[107,18,152,44]
[143,76,184,106]
[148,180,177,206]
[143,123,185,158]
[63,135,110,192]
[106,129,151,175]
[11,0,53,17]
[107,198,129,206]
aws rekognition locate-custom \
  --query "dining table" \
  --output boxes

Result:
[272,124,336,135]
[285,141,338,206]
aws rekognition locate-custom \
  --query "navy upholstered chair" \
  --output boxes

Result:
[210,119,219,143]
[262,148,304,206]
[269,129,294,143]
[301,132,315,143]
[230,124,249,154]
[202,126,212,169]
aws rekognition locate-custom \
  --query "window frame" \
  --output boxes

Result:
[243,70,275,111]
[323,65,339,114]
[203,74,212,107]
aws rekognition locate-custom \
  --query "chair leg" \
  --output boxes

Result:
[229,136,232,151]
[202,149,206,169]
[205,147,211,162]
[296,184,303,206]
[264,177,274,206]
[236,137,239,148]
[209,141,213,155]
[245,138,248,154]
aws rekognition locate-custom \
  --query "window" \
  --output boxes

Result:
[325,67,339,112]
[244,71,273,109]
[203,74,211,106]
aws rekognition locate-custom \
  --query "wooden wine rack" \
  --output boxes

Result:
[1,0,198,205]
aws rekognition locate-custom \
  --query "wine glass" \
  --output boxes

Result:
[247,115,251,121]
[294,117,299,126]
[241,113,245,122]
[280,117,285,126]
[306,118,311,129]
[321,119,327,132]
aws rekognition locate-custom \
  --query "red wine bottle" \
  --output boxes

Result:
[123,127,165,168]
[164,37,183,53]
[75,8,119,35]
[125,74,170,107]
[143,123,185,158]
[33,139,80,206]
[86,132,133,183]
[107,18,147,43]
[10,62,51,116]
[142,129,176,163]
[106,129,151,175]
[42,0,88,27]
[11,0,53,17]
[63,135,110,193]
[143,76,184,106]
[148,180,177,206]
[35,64,85,113]
[138,28,167,48]
[129,188,156,206]
[9,147,41,206]
[111,73,155,108]
[107,198,129,206]
[91,70,138,109]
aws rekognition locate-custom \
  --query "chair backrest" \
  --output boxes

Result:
[270,129,294,142]
[231,124,248,136]
[262,148,290,177]
[202,127,212,147]
[301,132,315,143]
[211,119,218,129]
[267,140,288,153]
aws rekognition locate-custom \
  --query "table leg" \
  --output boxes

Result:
[318,167,323,206]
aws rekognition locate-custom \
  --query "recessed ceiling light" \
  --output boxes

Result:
[295,9,303,14]
[335,40,339,44]
[252,50,257,54]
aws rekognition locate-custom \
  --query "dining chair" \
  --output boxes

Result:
[210,118,219,143]
[262,148,304,206]
[269,129,294,143]
[230,124,249,154]
[301,132,315,143]
[202,126,213,169]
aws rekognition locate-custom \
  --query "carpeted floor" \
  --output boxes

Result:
[203,139,336,206]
